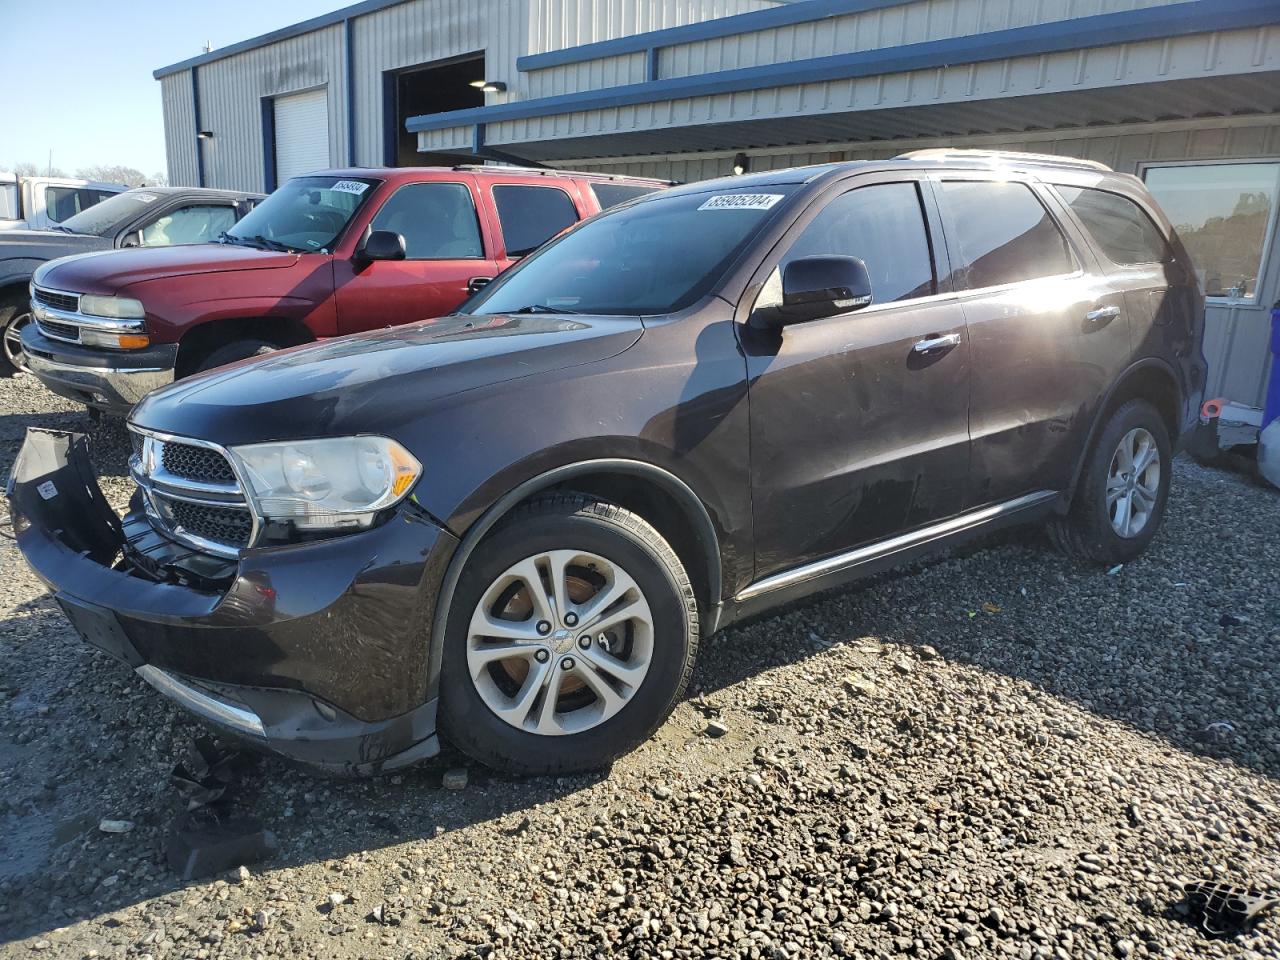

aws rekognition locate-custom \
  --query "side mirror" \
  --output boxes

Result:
[358,230,406,263]
[774,256,873,324]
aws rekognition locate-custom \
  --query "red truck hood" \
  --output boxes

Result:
[33,243,303,295]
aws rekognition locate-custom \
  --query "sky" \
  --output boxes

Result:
[2,0,350,179]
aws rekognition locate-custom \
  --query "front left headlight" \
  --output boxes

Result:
[230,436,421,532]
[79,295,146,319]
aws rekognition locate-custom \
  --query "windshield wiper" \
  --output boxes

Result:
[248,234,305,254]
[510,304,581,315]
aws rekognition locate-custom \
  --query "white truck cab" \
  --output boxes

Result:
[0,173,127,232]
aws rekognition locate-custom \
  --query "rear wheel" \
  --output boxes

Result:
[1049,399,1172,564]
[1,292,33,375]
[440,494,698,774]
[194,339,278,374]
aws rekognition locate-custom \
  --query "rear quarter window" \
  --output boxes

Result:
[1057,186,1170,266]
[589,182,662,210]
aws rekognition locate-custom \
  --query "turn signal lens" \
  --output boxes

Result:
[117,334,151,349]
[78,328,151,350]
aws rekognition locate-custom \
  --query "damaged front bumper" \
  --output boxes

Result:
[7,429,459,776]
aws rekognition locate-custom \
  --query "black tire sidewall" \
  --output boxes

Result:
[0,294,28,376]
[439,505,693,774]
[196,339,277,373]
[1076,399,1172,561]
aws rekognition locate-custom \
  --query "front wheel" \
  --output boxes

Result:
[1,293,33,375]
[1049,399,1172,564]
[194,339,278,374]
[439,495,698,775]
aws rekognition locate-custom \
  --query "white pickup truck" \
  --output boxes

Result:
[0,173,127,232]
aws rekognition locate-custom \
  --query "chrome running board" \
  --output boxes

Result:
[735,490,1058,602]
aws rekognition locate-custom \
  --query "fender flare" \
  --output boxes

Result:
[1066,356,1184,502]
[424,458,723,699]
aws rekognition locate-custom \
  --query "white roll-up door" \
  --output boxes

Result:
[273,88,330,183]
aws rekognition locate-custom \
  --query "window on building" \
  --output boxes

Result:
[493,185,579,257]
[1057,187,1170,266]
[590,182,663,210]
[1143,162,1280,301]
[139,205,238,246]
[781,182,936,304]
[938,180,1074,289]
[370,182,484,259]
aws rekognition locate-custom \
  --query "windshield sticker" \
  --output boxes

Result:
[331,180,369,195]
[697,193,784,212]
[134,193,158,203]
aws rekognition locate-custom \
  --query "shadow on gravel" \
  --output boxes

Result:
[2,409,1276,944]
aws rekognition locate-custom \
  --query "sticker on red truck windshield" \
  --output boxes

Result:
[331,180,369,195]
[697,193,784,211]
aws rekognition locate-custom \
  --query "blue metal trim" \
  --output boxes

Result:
[345,18,358,165]
[153,0,410,79]
[260,97,277,193]
[410,0,1279,134]
[192,68,205,188]
[517,0,909,72]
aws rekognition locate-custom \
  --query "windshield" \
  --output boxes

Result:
[465,185,799,316]
[60,189,165,236]
[225,176,378,253]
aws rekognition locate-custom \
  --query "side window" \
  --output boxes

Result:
[590,182,662,210]
[493,185,579,257]
[1056,186,1170,266]
[781,182,936,304]
[140,205,238,246]
[45,187,85,223]
[370,182,484,259]
[938,180,1074,289]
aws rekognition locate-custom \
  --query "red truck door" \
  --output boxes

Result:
[333,178,500,333]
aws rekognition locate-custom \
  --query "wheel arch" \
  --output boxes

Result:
[1067,358,1182,503]
[425,459,724,700]
[175,315,315,377]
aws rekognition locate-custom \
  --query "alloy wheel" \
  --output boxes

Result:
[1106,426,1161,538]
[466,549,654,736]
[3,310,32,372]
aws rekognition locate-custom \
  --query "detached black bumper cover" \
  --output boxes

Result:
[7,429,458,775]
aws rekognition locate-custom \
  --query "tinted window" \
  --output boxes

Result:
[370,182,483,259]
[782,182,935,304]
[493,185,579,256]
[140,204,238,246]
[1058,186,1169,266]
[590,182,662,210]
[468,186,798,316]
[939,181,1074,289]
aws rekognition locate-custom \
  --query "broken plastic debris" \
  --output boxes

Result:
[165,808,277,881]
[1182,880,1278,938]
[1107,564,1124,576]
[171,735,250,810]
[98,819,135,834]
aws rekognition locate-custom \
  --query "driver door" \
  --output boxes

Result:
[334,179,501,333]
[741,177,971,580]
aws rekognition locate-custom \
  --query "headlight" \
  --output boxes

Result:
[78,294,146,319]
[230,436,421,532]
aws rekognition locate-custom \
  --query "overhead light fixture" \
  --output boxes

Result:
[469,80,507,93]
[197,130,214,140]
[732,152,750,176]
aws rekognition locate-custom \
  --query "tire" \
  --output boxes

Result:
[194,339,278,374]
[439,494,699,775]
[1048,399,1172,564]
[1,291,33,376]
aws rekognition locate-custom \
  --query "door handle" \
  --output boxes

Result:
[912,333,962,354]
[1085,305,1121,325]
[467,276,494,294]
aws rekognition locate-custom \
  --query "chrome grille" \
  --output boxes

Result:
[162,441,237,485]
[129,426,256,557]
[37,318,80,342]
[32,287,79,312]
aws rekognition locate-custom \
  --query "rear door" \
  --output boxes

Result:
[742,175,971,578]
[333,178,501,333]
[932,176,1126,505]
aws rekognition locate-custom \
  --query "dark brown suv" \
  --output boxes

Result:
[11,150,1205,776]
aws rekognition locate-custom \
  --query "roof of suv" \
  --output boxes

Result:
[308,165,675,186]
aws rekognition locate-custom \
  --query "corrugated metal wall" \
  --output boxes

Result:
[565,116,1280,409]
[160,73,198,187]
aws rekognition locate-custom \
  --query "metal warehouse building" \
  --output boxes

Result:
[156,0,1280,415]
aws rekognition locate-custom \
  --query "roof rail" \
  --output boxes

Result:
[450,163,675,185]
[893,149,1112,173]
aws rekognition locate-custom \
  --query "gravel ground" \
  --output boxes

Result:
[1,369,1278,960]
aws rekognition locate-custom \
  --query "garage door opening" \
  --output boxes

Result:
[272,87,330,185]
[383,53,485,167]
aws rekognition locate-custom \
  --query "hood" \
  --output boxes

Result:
[34,242,302,294]
[0,230,113,263]
[132,312,645,446]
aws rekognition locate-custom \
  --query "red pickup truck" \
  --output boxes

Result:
[22,166,669,414]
